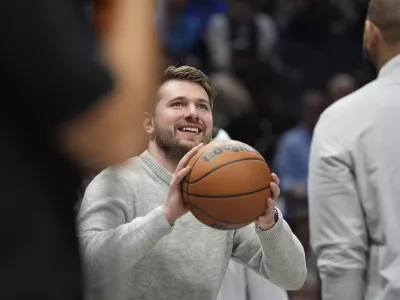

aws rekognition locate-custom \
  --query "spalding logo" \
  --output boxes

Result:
[202,143,259,163]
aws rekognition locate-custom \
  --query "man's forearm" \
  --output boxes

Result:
[79,205,172,286]
[256,218,307,290]
[321,269,365,300]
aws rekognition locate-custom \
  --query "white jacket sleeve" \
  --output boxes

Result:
[308,111,368,300]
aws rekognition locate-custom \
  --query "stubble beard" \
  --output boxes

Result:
[154,125,212,164]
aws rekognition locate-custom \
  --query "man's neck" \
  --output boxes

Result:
[377,44,400,71]
[148,142,178,174]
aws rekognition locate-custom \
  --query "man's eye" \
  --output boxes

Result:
[172,102,183,107]
[198,104,209,110]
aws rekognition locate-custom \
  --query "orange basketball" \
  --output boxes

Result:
[182,140,272,230]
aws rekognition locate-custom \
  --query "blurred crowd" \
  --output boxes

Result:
[156,0,373,298]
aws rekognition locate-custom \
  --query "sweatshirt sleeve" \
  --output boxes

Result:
[231,208,307,291]
[77,171,172,287]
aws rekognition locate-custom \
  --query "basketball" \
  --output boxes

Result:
[182,140,272,230]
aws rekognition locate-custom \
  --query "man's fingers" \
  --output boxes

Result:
[176,143,204,173]
[172,166,191,186]
[270,182,280,199]
[271,173,280,185]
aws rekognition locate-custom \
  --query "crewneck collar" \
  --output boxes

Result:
[140,151,172,185]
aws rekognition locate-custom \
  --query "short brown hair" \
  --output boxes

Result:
[368,0,400,43]
[159,66,217,108]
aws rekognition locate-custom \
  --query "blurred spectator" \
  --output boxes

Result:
[276,0,366,89]
[206,0,279,72]
[327,73,357,103]
[277,0,343,47]
[273,90,326,204]
[218,260,289,300]
[185,0,227,28]
[210,72,254,129]
[157,0,202,64]
[157,0,227,67]
[273,90,326,300]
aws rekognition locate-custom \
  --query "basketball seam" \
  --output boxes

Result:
[184,148,208,184]
[182,185,270,198]
[182,148,208,196]
[190,203,264,224]
[187,157,266,184]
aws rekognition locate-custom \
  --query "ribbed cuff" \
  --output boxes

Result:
[255,209,293,251]
[142,205,173,244]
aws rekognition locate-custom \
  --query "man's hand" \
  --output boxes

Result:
[255,173,281,231]
[164,143,204,225]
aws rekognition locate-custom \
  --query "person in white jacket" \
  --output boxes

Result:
[308,1,400,299]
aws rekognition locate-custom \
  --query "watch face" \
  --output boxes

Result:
[274,209,279,223]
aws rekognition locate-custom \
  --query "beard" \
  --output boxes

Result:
[154,124,212,163]
[363,46,378,79]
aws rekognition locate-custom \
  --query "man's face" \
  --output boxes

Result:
[152,79,213,160]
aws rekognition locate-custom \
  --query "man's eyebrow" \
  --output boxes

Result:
[168,97,210,104]
[197,98,211,105]
[167,96,188,103]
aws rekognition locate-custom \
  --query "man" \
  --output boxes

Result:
[273,90,325,297]
[78,66,307,300]
[308,0,400,299]
[0,1,159,300]
[206,0,278,72]
[274,90,326,203]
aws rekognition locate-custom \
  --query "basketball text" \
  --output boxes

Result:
[202,144,259,163]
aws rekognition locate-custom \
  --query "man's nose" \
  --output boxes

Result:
[184,104,199,120]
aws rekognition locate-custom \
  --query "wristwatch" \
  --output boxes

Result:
[274,208,279,223]
[255,208,279,231]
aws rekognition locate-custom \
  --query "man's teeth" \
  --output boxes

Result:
[182,127,199,133]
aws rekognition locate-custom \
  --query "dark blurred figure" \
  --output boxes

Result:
[206,0,279,77]
[206,0,294,152]
[0,1,159,300]
[278,0,368,89]
[157,0,195,63]
[210,72,254,129]
[327,73,357,103]
[157,0,226,68]
[274,90,326,203]
[273,89,326,300]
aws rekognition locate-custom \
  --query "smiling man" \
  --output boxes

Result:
[77,66,306,300]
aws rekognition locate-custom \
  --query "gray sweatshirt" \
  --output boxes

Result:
[77,151,306,300]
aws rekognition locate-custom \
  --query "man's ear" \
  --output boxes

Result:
[364,20,381,53]
[143,112,155,135]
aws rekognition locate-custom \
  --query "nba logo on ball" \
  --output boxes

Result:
[182,140,272,230]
